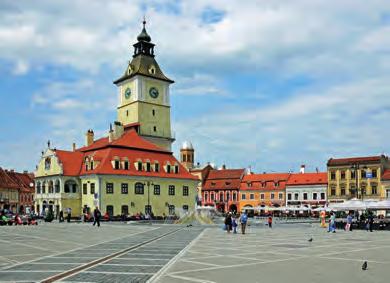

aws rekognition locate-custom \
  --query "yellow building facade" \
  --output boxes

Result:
[327,155,390,203]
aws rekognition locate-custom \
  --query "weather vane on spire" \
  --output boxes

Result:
[143,15,146,27]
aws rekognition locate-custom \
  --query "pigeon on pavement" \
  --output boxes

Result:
[362,261,368,270]
[308,237,313,242]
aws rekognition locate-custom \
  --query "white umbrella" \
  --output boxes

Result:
[313,207,332,212]
[366,200,390,210]
[329,199,367,211]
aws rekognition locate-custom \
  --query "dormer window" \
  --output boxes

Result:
[166,164,171,173]
[211,182,216,186]
[124,160,129,170]
[155,163,159,172]
[148,65,156,74]
[275,181,279,187]
[174,165,179,174]
[137,161,143,171]
[90,161,94,170]
[114,160,120,170]
[247,182,252,187]
[146,162,151,172]
[226,182,231,186]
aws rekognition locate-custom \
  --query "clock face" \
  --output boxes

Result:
[124,87,131,99]
[149,87,159,99]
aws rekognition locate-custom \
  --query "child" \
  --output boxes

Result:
[232,215,238,234]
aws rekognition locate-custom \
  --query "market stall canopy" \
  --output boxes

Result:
[366,200,390,210]
[329,199,367,211]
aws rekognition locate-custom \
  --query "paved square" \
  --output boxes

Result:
[153,223,390,283]
[0,222,389,282]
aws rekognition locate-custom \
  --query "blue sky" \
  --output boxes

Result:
[0,0,390,173]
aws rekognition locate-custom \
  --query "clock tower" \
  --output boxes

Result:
[114,20,175,151]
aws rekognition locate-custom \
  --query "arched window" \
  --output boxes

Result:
[55,180,60,193]
[42,181,46,194]
[45,157,51,170]
[135,182,144,194]
[219,192,224,202]
[48,181,54,194]
[36,182,41,194]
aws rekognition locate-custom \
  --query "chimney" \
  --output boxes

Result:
[113,121,124,140]
[85,129,94,146]
[300,165,305,174]
[108,124,114,143]
[72,142,76,152]
[222,164,226,170]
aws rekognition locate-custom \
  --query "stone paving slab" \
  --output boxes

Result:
[155,224,390,283]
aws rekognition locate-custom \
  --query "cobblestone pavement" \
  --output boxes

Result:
[0,222,203,282]
[154,223,390,283]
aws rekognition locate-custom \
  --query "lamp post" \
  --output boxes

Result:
[143,181,154,222]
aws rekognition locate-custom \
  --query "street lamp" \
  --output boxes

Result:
[143,181,154,220]
[350,164,367,200]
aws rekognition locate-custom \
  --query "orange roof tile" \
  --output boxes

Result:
[383,169,390,180]
[0,168,19,190]
[240,173,290,191]
[286,172,327,186]
[55,150,84,176]
[203,169,245,190]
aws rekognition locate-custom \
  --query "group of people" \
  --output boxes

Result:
[327,211,376,233]
[224,212,274,234]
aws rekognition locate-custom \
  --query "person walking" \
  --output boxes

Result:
[346,213,353,232]
[330,212,336,233]
[268,214,273,229]
[240,211,248,234]
[224,213,232,233]
[66,208,71,223]
[59,210,64,222]
[93,207,101,227]
[368,213,374,232]
[232,214,238,234]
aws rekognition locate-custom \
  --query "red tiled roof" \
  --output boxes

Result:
[240,173,290,191]
[78,129,168,153]
[51,129,196,180]
[6,171,34,192]
[383,169,390,180]
[327,155,386,166]
[80,147,197,180]
[0,168,19,189]
[206,169,245,180]
[203,169,245,190]
[55,150,84,176]
[286,172,327,186]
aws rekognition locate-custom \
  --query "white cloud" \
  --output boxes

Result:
[174,76,390,172]
[12,60,29,75]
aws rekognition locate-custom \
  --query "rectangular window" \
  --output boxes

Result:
[183,205,189,211]
[321,192,325,200]
[211,194,215,201]
[260,193,265,200]
[372,169,377,178]
[303,193,308,200]
[114,160,120,170]
[330,171,336,180]
[341,171,346,179]
[271,193,275,200]
[294,193,298,200]
[121,183,128,194]
[90,183,95,194]
[241,194,246,200]
[154,185,160,195]
[287,193,292,200]
[121,205,128,215]
[169,185,175,196]
[340,187,346,196]
[83,183,87,195]
[350,170,356,179]
[155,163,159,172]
[250,193,254,200]
[106,205,113,216]
[135,183,144,194]
[313,192,317,200]
[168,205,175,215]
[278,193,283,200]
[106,183,114,194]
[183,186,189,196]
[372,185,377,195]
[361,170,366,179]
[330,188,336,196]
